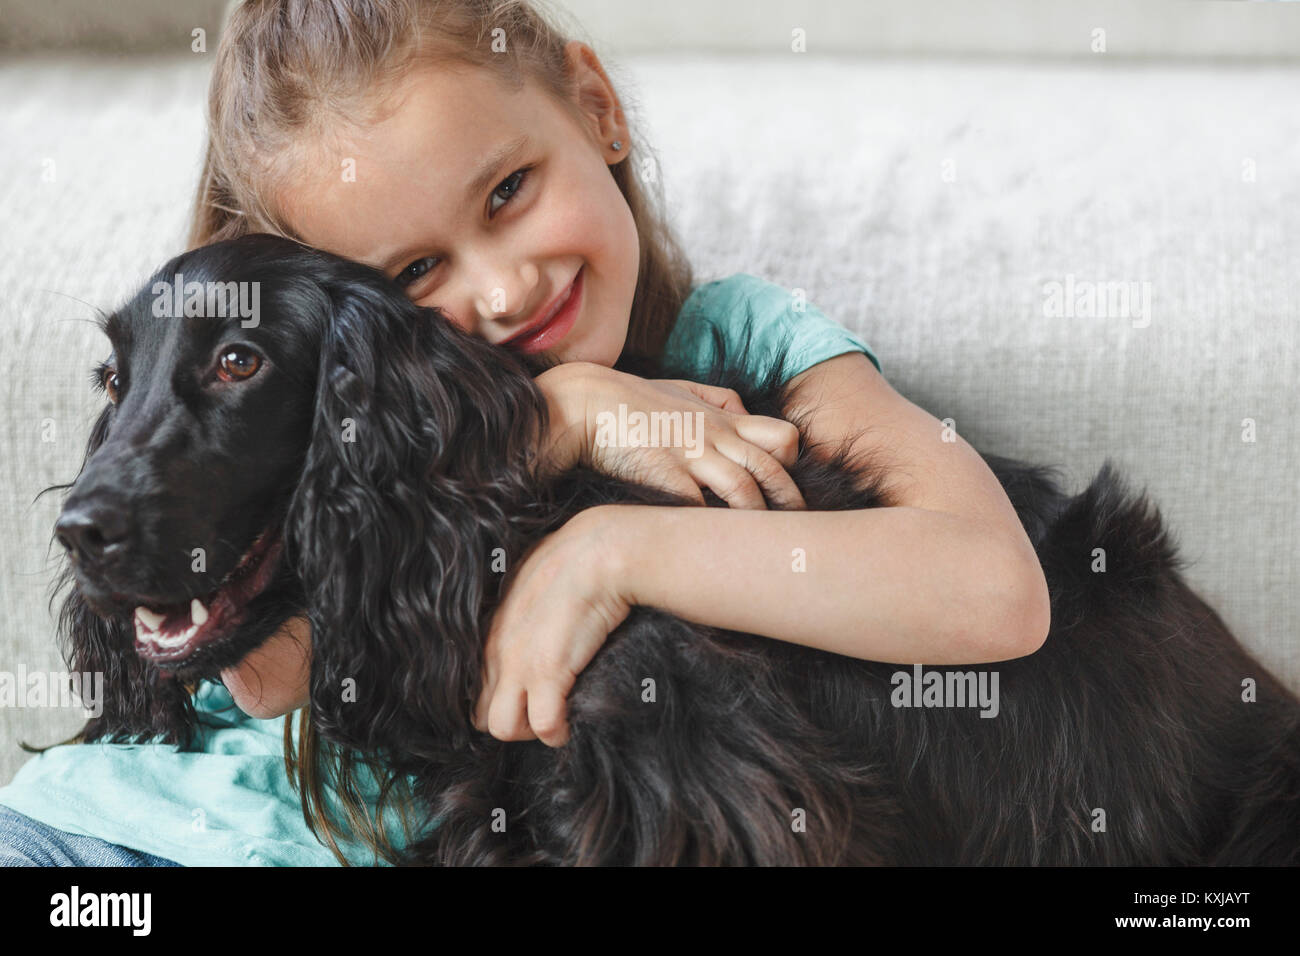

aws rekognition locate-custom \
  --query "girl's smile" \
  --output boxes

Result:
[274,50,638,367]
[501,264,584,354]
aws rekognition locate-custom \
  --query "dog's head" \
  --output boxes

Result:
[56,234,548,749]
[57,236,324,676]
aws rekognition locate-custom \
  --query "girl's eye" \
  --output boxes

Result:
[217,347,262,382]
[397,256,440,288]
[394,166,534,292]
[489,167,531,216]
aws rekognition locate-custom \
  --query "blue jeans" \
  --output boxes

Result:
[0,803,181,867]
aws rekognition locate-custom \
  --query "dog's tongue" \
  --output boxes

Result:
[133,530,282,664]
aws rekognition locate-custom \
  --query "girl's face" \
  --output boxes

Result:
[277,47,639,367]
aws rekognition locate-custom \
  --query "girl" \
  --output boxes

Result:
[0,0,1049,866]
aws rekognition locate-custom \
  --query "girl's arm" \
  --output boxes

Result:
[616,352,1050,663]
[475,353,1051,746]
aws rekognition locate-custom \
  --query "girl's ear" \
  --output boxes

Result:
[288,285,549,756]
[52,407,197,746]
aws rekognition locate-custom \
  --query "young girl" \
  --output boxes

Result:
[0,0,1049,866]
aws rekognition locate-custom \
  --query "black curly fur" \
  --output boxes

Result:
[51,234,1300,865]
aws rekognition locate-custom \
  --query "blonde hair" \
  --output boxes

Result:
[189,0,694,361]
[189,0,697,864]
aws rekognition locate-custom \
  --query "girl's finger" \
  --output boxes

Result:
[487,684,535,742]
[731,414,802,468]
[661,379,749,415]
[472,671,494,731]
[473,626,505,730]
[642,455,708,506]
[691,453,768,510]
[714,439,807,510]
[527,683,571,748]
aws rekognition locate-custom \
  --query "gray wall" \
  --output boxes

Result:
[1,0,1298,58]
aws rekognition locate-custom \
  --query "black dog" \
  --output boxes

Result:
[52,234,1300,865]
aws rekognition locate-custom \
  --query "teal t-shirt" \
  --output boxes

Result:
[0,682,382,866]
[664,273,882,381]
[0,272,881,866]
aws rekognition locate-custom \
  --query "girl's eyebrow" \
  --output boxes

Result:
[466,133,531,201]
[375,133,532,275]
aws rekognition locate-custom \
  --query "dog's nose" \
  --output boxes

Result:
[55,504,129,563]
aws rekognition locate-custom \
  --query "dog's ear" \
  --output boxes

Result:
[50,406,198,746]
[288,284,549,756]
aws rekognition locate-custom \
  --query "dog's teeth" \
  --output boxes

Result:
[135,606,163,631]
[148,623,199,650]
[167,623,198,648]
[190,598,209,626]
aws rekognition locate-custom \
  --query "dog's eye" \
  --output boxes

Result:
[100,368,120,404]
[217,348,262,382]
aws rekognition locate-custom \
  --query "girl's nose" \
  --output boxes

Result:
[468,260,541,338]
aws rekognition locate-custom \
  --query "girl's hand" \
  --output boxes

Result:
[534,361,806,510]
[472,505,630,747]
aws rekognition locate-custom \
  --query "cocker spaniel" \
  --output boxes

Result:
[51,234,1300,864]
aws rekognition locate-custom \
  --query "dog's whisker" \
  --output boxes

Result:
[31,288,112,327]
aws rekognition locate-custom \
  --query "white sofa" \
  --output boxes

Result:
[1,2,1298,785]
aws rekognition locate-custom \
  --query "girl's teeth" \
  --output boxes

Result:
[135,606,164,631]
[190,598,209,625]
